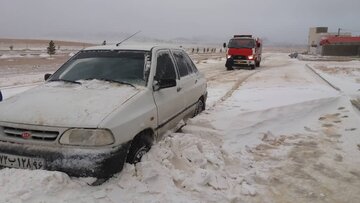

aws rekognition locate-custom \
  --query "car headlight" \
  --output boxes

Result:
[227,55,232,59]
[248,55,254,60]
[59,129,115,146]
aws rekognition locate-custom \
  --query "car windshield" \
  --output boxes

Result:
[49,50,150,86]
[228,39,255,48]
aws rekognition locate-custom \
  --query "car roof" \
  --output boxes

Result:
[84,44,184,52]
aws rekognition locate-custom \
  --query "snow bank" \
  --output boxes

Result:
[105,132,256,202]
[39,53,50,58]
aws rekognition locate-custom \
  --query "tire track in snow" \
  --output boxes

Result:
[206,69,239,82]
[211,70,260,108]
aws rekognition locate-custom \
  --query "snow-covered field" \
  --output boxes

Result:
[0,52,360,202]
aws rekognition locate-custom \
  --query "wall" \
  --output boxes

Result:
[308,27,328,53]
[322,44,360,56]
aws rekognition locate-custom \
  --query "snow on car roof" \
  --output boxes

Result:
[84,44,183,51]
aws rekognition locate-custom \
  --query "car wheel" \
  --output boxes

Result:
[255,61,260,67]
[126,132,153,164]
[193,98,205,117]
[250,65,255,70]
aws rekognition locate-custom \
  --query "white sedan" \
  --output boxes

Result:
[0,45,207,183]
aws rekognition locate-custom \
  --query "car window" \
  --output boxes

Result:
[182,51,199,73]
[50,50,148,86]
[155,51,177,80]
[172,50,193,77]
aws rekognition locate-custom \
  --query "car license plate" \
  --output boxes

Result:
[234,61,245,64]
[0,153,45,170]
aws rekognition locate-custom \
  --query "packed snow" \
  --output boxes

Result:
[0,52,360,202]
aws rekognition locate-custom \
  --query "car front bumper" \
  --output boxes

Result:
[0,140,130,178]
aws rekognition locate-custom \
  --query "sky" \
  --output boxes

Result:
[0,0,359,45]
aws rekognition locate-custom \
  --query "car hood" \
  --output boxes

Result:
[0,80,141,128]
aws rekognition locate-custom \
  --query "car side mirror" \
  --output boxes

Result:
[153,79,176,91]
[257,42,261,48]
[223,43,227,48]
[44,73,52,81]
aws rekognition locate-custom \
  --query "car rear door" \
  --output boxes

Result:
[171,50,203,111]
[152,50,184,136]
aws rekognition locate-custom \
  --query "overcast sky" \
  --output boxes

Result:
[0,0,359,44]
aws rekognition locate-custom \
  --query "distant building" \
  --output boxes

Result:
[308,27,328,54]
[320,36,360,56]
[307,27,359,56]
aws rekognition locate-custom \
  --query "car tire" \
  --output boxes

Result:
[193,98,205,117]
[255,61,260,67]
[126,132,153,164]
[250,65,255,70]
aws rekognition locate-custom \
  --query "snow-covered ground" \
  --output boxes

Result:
[0,53,360,202]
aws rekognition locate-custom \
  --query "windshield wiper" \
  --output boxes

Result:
[83,78,136,88]
[49,79,82,85]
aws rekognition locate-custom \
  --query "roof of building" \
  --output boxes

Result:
[320,36,360,45]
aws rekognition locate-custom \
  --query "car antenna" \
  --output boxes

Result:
[116,31,141,46]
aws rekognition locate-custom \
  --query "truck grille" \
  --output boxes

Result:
[233,55,247,60]
[2,127,59,141]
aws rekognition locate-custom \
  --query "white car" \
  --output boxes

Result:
[0,45,207,182]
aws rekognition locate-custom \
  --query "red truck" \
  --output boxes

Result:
[224,35,262,70]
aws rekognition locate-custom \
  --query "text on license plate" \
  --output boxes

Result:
[234,61,246,64]
[0,153,45,170]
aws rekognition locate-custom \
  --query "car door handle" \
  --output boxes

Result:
[177,87,182,92]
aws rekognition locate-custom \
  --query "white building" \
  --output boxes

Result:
[307,27,351,55]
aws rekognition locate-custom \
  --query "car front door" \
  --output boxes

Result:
[152,50,184,137]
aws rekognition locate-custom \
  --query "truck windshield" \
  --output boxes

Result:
[228,39,255,49]
[49,50,150,86]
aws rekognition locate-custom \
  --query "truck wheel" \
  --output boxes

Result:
[250,65,255,70]
[225,59,234,71]
[255,61,260,67]
[226,66,234,71]
[193,98,205,117]
[126,131,153,164]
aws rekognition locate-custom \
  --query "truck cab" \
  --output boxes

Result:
[224,35,262,70]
